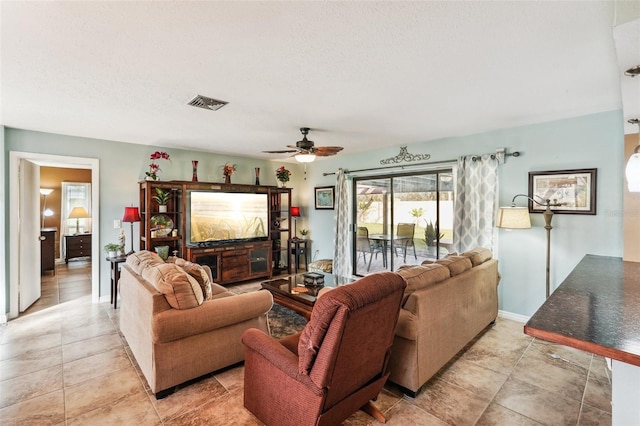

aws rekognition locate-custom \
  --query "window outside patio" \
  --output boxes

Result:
[353,170,453,275]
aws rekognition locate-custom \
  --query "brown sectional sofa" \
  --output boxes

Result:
[388,248,500,396]
[119,251,273,398]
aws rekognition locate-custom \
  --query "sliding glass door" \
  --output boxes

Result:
[353,170,453,275]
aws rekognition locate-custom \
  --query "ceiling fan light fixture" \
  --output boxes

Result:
[296,153,316,163]
[625,65,640,78]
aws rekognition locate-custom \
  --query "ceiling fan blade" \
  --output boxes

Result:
[263,149,299,154]
[313,146,344,155]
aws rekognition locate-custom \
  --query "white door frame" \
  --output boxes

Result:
[8,151,100,319]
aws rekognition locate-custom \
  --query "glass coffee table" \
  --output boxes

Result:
[261,272,355,320]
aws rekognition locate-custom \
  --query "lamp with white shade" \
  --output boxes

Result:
[68,206,90,235]
[497,194,562,298]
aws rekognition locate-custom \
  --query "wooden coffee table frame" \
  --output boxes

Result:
[261,273,354,320]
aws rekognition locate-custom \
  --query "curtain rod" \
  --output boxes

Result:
[323,149,521,176]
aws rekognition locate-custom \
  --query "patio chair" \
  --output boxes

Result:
[395,223,417,262]
[356,226,386,271]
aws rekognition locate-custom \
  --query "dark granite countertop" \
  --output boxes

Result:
[524,254,640,366]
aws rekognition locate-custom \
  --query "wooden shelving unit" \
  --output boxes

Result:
[139,180,291,284]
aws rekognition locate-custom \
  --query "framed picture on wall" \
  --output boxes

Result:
[528,168,597,215]
[314,186,335,210]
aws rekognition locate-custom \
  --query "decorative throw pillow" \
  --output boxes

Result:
[142,263,204,309]
[168,258,213,300]
[126,250,164,275]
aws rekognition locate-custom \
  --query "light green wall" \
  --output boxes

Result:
[298,110,624,317]
[2,128,305,313]
[3,109,624,317]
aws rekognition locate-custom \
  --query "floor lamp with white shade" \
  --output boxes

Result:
[496,194,561,298]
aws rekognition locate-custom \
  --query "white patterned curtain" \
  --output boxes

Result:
[453,154,500,253]
[333,169,351,277]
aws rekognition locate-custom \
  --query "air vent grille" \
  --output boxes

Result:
[188,95,228,111]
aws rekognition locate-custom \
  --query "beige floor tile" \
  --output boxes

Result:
[166,391,259,426]
[511,344,588,403]
[66,390,161,426]
[152,374,229,421]
[64,366,145,419]
[0,364,64,409]
[62,332,123,363]
[413,377,490,425]
[583,372,612,413]
[214,364,245,393]
[475,402,543,425]
[589,356,612,383]
[436,356,509,399]
[493,377,581,426]
[0,345,62,381]
[0,389,65,426]
[63,346,131,386]
[382,399,449,426]
[578,403,612,426]
[530,338,593,370]
[61,316,118,345]
[459,333,530,376]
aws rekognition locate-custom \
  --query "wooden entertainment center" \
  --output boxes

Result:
[139,180,292,285]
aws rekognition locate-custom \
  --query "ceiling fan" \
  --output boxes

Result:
[263,127,343,163]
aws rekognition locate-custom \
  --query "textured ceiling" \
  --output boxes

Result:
[0,1,628,160]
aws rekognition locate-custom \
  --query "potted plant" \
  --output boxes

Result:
[104,243,121,258]
[299,229,310,239]
[153,188,171,212]
[424,220,444,247]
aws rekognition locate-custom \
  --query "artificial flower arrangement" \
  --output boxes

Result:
[145,151,171,180]
[223,163,237,177]
[276,166,291,183]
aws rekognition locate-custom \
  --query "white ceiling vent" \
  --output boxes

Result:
[188,95,228,111]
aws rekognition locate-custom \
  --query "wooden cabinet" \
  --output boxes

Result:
[41,228,56,274]
[65,234,92,263]
[186,240,271,285]
[270,188,292,275]
[139,181,183,257]
[140,180,288,284]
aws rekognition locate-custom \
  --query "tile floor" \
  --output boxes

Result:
[0,261,612,425]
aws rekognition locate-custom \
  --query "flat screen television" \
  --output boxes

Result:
[187,191,269,245]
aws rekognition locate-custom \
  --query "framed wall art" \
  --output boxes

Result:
[314,186,335,210]
[528,168,597,215]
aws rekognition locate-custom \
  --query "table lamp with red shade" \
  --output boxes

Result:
[122,206,141,255]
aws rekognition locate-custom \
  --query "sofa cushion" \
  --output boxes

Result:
[461,247,493,267]
[142,263,204,309]
[396,264,450,304]
[420,252,457,265]
[126,250,164,275]
[435,255,473,276]
[168,258,213,300]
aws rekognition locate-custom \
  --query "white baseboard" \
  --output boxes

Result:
[498,310,530,324]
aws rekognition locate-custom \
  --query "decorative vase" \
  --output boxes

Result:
[225,175,231,184]
[107,250,117,258]
[279,180,287,188]
[192,160,198,182]
[255,168,260,185]
[159,205,167,213]
[145,176,157,181]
